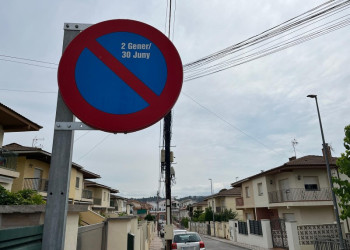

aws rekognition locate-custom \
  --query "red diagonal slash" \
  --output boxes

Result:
[86,39,159,105]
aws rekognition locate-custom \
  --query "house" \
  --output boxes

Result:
[110,194,128,214]
[230,146,350,233]
[0,103,42,190]
[84,180,119,214]
[179,198,196,209]
[190,200,208,216]
[3,143,101,204]
[128,199,153,218]
[204,187,243,220]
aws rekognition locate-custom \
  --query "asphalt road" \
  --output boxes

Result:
[202,236,248,250]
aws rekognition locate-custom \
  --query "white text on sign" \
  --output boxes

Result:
[121,42,152,59]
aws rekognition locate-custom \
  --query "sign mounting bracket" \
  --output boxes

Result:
[55,122,95,130]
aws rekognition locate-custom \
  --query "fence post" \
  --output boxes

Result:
[229,220,238,242]
[261,219,273,249]
[285,221,301,250]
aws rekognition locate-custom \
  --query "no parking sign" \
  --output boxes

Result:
[58,19,183,133]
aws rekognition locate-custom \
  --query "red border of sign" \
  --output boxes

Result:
[58,19,183,133]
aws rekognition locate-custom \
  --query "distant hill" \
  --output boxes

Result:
[132,195,206,203]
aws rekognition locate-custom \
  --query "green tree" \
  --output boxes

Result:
[204,207,213,222]
[144,214,155,221]
[333,125,350,219]
[191,210,203,222]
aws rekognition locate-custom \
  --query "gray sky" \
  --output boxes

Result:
[1,0,350,198]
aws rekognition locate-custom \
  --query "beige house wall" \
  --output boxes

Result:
[242,180,254,208]
[106,217,138,250]
[277,206,335,225]
[11,157,50,192]
[252,176,269,207]
[69,168,83,201]
[242,208,255,221]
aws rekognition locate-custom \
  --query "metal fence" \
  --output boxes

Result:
[82,189,92,199]
[268,188,332,203]
[238,221,248,235]
[0,225,43,249]
[23,178,49,192]
[0,148,18,171]
[249,220,263,235]
[93,198,102,205]
[314,238,350,250]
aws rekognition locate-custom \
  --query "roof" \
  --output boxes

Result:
[110,194,127,200]
[191,200,208,207]
[3,143,100,179]
[127,199,153,210]
[204,187,242,200]
[231,155,338,187]
[0,103,42,132]
[85,180,119,193]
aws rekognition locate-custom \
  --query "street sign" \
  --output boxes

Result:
[58,19,183,133]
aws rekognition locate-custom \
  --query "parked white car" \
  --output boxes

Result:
[171,232,205,250]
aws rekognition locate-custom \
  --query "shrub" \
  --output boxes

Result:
[0,186,45,205]
[181,217,189,228]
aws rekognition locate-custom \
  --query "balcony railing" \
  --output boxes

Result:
[268,188,332,203]
[23,178,49,192]
[82,189,92,199]
[93,198,102,205]
[236,197,244,206]
[0,149,18,171]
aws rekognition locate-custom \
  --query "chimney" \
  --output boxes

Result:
[289,156,296,161]
[322,143,332,161]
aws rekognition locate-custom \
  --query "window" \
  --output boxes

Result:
[304,176,319,191]
[257,183,263,196]
[245,186,250,198]
[75,177,80,189]
[103,191,106,201]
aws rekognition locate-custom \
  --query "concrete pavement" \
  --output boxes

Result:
[149,231,164,250]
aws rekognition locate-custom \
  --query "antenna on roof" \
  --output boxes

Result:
[32,136,44,148]
[291,138,298,158]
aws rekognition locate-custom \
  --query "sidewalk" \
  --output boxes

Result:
[201,234,270,250]
[149,231,164,250]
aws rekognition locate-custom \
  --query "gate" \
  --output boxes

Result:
[0,225,43,249]
[207,224,211,235]
[270,219,288,248]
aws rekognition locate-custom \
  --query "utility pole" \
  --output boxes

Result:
[209,178,215,237]
[164,111,172,250]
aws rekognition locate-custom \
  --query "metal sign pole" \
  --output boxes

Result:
[164,111,172,250]
[42,25,80,250]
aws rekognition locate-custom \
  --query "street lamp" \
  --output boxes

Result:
[208,179,216,237]
[307,94,345,250]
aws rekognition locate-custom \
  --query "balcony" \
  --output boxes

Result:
[93,198,102,206]
[236,197,244,206]
[23,178,49,192]
[0,149,18,171]
[82,189,92,199]
[268,188,332,203]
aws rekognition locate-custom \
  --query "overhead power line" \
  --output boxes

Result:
[183,0,350,81]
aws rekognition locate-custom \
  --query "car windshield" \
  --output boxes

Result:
[173,233,201,243]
